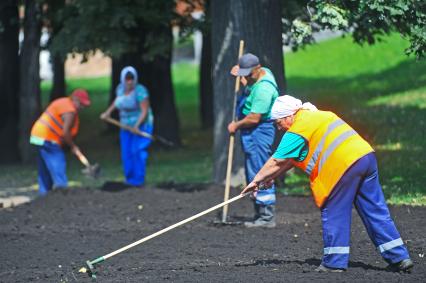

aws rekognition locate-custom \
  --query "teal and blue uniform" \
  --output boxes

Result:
[273,132,409,269]
[238,67,278,205]
[115,66,154,186]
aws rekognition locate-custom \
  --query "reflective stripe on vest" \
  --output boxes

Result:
[38,118,62,138]
[305,119,345,175]
[287,110,374,207]
[45,110,64,131]
[318,129,357,173]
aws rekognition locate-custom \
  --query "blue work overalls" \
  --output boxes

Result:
[321,152,410,268]
[36,141,68,196]
[237,83,276,206]
[120,123,153,187]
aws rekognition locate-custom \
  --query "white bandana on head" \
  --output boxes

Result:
[270,95,318,120]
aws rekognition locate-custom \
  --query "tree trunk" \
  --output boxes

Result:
[211,0,285,184]
[0,0,20,163]
[199,0,213,129]
[47,0,66,101]
[49,54,66,101]
[19,0,42,163]
[139,26,181,146]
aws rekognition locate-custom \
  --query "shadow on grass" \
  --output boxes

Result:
[288,58,426,107]
[286,59,426,203]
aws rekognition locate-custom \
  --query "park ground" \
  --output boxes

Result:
[0,184,425,282]
[0,34,425,282]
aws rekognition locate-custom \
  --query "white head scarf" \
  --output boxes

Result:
[270,95,318,120]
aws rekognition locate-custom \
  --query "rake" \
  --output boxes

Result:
[78,192,249,279]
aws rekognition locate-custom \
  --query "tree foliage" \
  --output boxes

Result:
[50,0,179,61]
[282,0,426,59]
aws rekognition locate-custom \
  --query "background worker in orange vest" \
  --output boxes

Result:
[241,95,413,273]
[30,89,91,196]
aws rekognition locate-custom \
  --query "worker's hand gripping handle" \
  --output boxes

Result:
[74,149,90,167]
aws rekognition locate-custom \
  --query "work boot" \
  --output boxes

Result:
[387,258,414,272]
[315,264,345,273]
[244,204,276,228]
[253,202,260,221]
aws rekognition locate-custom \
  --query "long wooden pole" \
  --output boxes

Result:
[101,116,174,147]
[221,40,244,223]
[85,192,250,268]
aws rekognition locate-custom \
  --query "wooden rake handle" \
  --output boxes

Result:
[222,40,245,223]
[87,192,250,266]
[101,116,175,147]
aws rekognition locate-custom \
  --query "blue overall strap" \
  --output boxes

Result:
[236,87,250,120]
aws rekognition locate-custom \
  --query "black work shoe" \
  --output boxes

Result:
[315,264,345,273]
[387,258,414,272]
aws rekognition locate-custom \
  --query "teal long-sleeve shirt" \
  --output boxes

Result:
[272,132,308,161]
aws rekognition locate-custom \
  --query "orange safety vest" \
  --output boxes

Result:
[287,110,374,208]
[30,97,79,145]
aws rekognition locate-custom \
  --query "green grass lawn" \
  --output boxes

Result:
[283,33,426,205]
[1,33,425,205]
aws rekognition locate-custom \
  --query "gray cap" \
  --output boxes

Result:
[237,53,260,76]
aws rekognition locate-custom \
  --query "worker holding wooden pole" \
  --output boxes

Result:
[227,53,280,228]
[100,66,154,188]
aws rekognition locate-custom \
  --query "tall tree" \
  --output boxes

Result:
[176,0,213,128]
[19,0,42,163]
[199,25,213,128]
[211,0,285,184]
[199,0,213,128]
[49,54,66,100]
[140,26,181,144]
[44,0,66,101]
[0,0,20,163]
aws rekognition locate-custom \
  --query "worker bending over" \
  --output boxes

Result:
[241,95,413,272]
[30,89,91,195]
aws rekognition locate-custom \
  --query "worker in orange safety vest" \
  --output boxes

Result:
[30,89,91,195]
[241,95,413,273]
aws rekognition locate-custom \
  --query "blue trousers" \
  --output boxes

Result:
[321,153,410,268]
[36,141,68,196]
[241,122,276,205]
[120,123,153,186]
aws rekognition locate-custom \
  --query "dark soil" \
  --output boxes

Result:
[0,184,425,282]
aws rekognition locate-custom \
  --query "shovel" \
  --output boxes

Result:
[75,150,101,179]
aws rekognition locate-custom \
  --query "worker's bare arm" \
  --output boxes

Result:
[100,101,117,120]
[62,112,79,154]
[241,158,292,194]
[235,113,262,128]
[134,98,150,129]
[228,113,262,133]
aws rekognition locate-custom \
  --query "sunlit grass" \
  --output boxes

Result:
[1,33,425,205]
[367,86,426,109]
[283,33,426,205]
